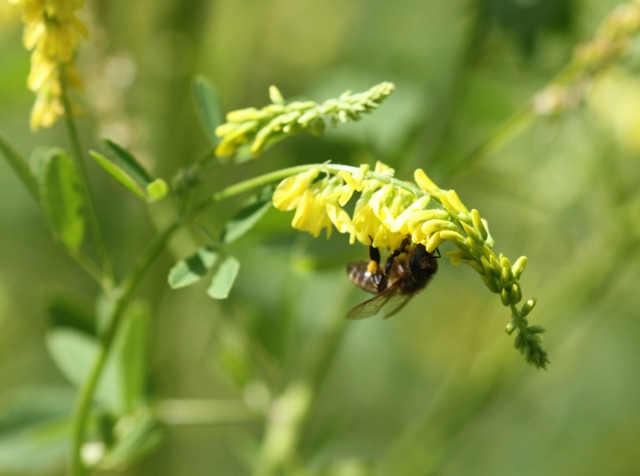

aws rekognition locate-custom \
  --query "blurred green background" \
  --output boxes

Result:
[2,0,640,475]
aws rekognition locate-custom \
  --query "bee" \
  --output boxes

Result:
[346,237,439,319]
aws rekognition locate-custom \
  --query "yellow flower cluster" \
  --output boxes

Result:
[215,82,395,158]
[272,162,462,253]
[272,162,547,367]
[12,0,87,130]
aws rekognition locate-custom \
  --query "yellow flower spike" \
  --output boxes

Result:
[267,161,546,367]
[15,0,87,130]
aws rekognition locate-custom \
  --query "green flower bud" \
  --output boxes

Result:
[520,298,537,317]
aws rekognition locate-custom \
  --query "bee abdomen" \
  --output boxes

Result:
[347,261,379,294]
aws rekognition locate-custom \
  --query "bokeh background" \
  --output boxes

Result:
[2,0,640,475]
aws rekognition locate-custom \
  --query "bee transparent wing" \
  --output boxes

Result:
[346,285,407,320]
[381,293,414,319]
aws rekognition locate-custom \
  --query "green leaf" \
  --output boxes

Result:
[90,139,168,202]
[113,302,150,412]
[0,387,74,473]
[221,186,273,243]
[0,131,38,201]
[102,138,153,186]
[39,149,86,251]
[90,150,147,200]
[207,255,240,299]
[192,75,223,146]
[168,246,219,289]
[46,329,122,414]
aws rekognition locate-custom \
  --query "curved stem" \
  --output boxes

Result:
[68,221,181,475]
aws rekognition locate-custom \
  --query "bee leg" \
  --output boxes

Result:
[384,237,411,275]
[367,243,386,290]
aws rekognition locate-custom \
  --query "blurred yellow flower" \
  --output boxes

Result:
[13,0,87,130]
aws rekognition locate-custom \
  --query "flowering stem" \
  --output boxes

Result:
[193,163,425,217]
[69,220,181,475]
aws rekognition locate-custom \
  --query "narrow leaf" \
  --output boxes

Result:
[192,75,223,145]
[90,151,147,200]
[207,255,240,299]
[168,246,219,289]
[40,150,86,251]
[102,138,153,186]
[0,132,38,201]
[221,187,273,243]
[113,302,150,412]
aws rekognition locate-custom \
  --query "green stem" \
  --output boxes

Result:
[254,311,346,476]
[68,221,181,475]
[60,84,114,287]
[442,104,536,182]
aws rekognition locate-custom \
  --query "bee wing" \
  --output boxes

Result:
[346,285,407,320]
[381,293,414,319]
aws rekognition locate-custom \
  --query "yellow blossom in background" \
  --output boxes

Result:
[0,2,21,35]
[12,0,87,130]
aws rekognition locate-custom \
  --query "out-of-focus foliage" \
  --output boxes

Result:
[1,0,640,475]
